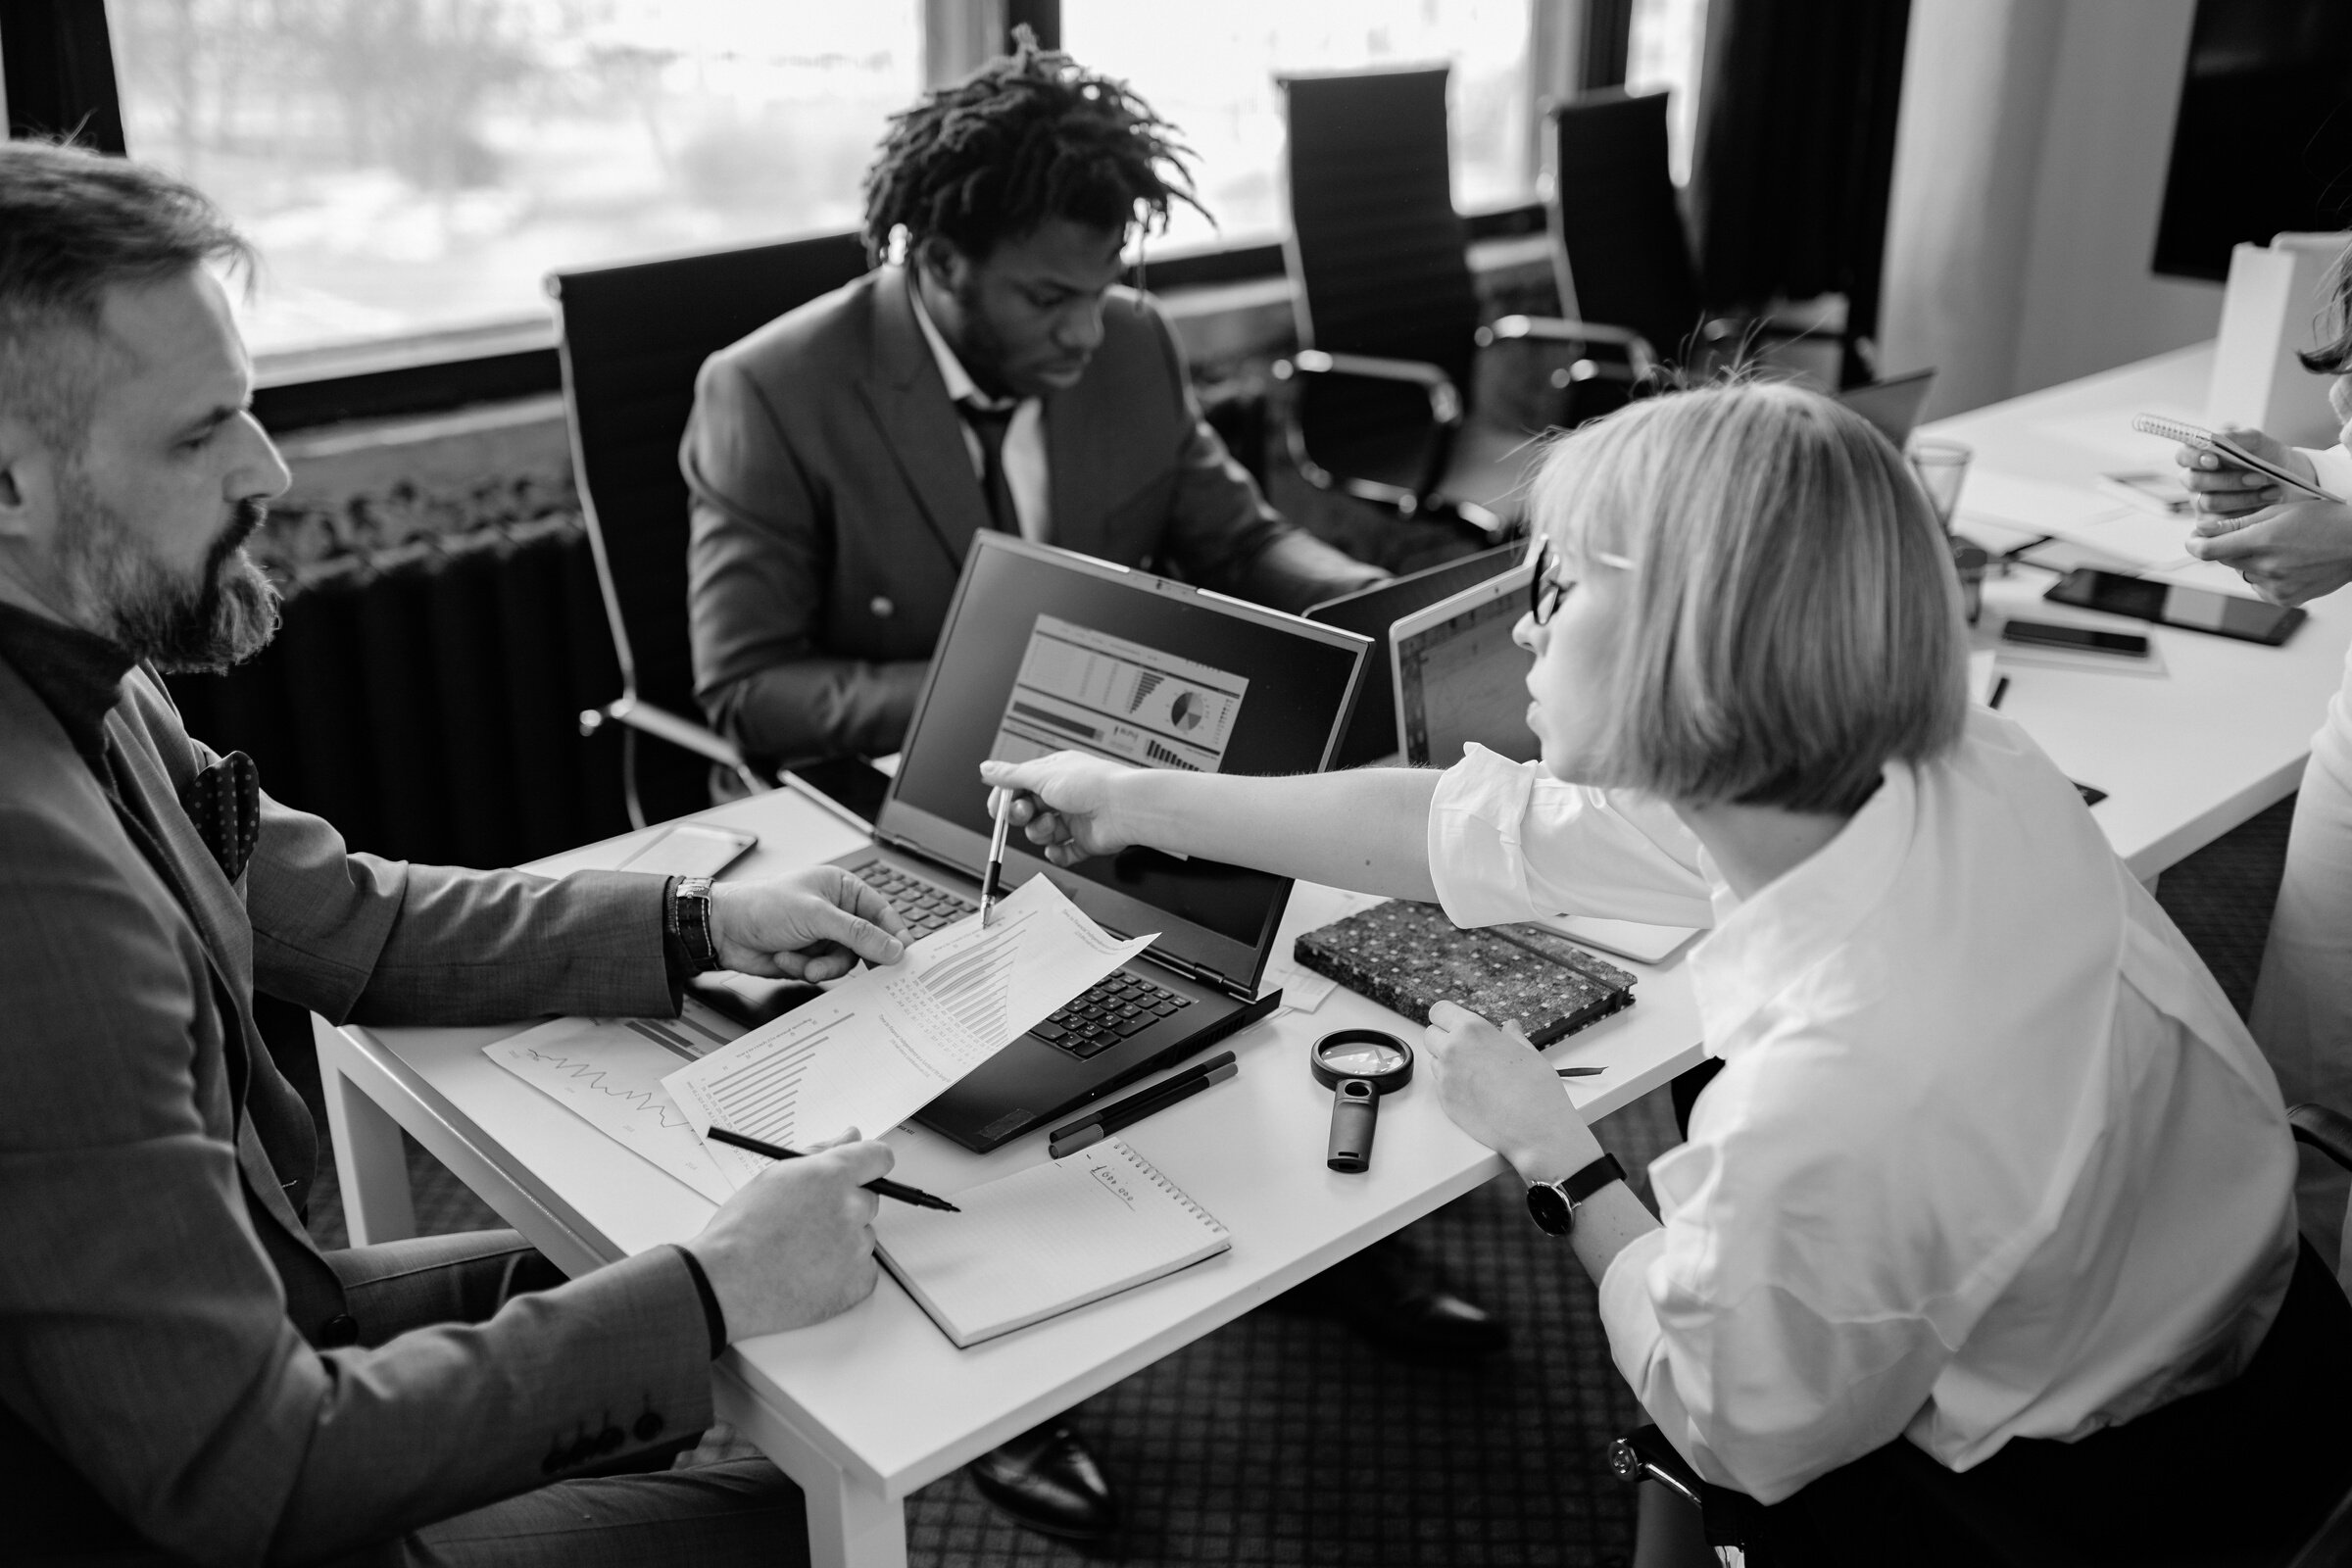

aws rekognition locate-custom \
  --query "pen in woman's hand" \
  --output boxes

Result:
[981,790,1012,928]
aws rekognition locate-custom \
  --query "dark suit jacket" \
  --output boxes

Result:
[0,650,714,1567]
[682,265,1385,765]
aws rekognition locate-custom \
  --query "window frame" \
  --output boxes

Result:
[9,1,1603,433]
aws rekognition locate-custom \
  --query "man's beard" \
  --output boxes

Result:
[54,473,281,673]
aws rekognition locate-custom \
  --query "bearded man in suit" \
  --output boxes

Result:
[0,140,915,1567]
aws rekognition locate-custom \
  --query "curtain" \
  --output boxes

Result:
[1689,0,1912,369]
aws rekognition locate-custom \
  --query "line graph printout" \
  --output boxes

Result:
[485,998,766,1203]
[663,875,1153,1150]
[990,615,1248,773]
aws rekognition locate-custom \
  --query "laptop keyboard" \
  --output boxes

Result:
[846,858,1194,1058]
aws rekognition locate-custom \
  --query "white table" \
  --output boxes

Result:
[318,342,2352,1568]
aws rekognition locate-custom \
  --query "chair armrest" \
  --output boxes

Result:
[2290,1103,2352,1173]
[1477,315,1658,380]
[1273,349,1464,426]
[580,695,768,794]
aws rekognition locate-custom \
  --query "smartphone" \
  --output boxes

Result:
[2043,568,2303,646]
[2130,414,2342,503]
[614,821,759,878]
[2001,619,2151,658]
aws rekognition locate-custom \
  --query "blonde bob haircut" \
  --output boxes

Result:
[1529,380,1968,815]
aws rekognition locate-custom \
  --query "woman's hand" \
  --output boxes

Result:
[1422,1000,1603,1184]
[2175,427,2316,518]
[979,753,1140,867]
[2187,495,2352,607]
[709,866,906,980]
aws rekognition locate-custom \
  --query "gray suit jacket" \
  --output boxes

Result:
[0,653,715,1566]
[682,265,1385,765]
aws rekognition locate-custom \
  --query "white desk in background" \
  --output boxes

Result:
[315,340,2351,1568]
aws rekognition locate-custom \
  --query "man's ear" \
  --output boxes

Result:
[0,417,47,541]
[915,235,973,296]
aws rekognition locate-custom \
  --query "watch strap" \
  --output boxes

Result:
[671,877,721,973]
[1563,1151,1626,1207]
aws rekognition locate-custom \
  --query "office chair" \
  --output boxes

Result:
[1274,67,1654,536]
[1610,1101,2352,1567]
[549,231,868,827]
[1542,87,1847,390]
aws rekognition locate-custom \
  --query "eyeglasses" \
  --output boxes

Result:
[1528,540,1569,626]
[1527,537,1634,626]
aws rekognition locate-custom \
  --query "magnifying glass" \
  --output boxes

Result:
[1310,1028,1413,1173]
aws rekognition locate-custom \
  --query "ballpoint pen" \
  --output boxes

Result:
[704,1125,960,1211]
[1047,1052,1240,1157]
[980,789,1012,928]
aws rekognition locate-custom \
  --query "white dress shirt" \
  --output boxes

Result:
[1428,709,2298,1503]
[909,281,1052,542]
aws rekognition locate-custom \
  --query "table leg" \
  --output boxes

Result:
[715,1363,908,1568]
[316,1019,418,1246]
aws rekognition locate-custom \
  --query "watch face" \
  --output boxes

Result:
[1525,1182,1574,1236]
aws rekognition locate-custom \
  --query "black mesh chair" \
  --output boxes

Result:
[1274,67,1653,535]
[1611,1100,2352,1566]
[549,232,868,827]
[1544,87,1845,388]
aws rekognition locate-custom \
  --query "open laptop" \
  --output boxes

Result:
[831,533,1372,1152]
[1392,562,1541,770]
[1833,368,1936,447]
[1305,543,1524,768]
[1390,564,1698,966]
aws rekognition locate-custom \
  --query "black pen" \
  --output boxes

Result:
[705,1125,960,1211]
[1554,1065,1606,1078]
[980,791,1012,928]
[1049,1051,1239,1157]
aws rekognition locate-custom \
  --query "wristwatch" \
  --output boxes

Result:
[668,876,721,974]
[1525,1152,1626,1237]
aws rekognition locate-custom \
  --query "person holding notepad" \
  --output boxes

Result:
[987,383,2349,1563]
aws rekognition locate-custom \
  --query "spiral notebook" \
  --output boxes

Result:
[874,1139,1230,1348]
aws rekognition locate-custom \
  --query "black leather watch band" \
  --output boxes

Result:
[1525,1152,1627,1237]
[671,876,720,973]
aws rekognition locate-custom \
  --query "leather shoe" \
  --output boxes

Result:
[967,1420,1119,1542]
[1288,1233,1509,1360]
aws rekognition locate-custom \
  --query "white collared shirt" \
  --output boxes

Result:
[1428,709,2297,1503]
[909,280,1052,542]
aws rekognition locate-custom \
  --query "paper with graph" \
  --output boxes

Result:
[662,876,1155,1150]
[485,998,765,1203]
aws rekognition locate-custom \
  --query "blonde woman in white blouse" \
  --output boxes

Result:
[984,383,2352,1564]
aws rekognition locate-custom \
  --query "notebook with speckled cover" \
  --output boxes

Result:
[1293,901,1638,1045]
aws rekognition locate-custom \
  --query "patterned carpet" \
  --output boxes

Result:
[296,795,2297,1568]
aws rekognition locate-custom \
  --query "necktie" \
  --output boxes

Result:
[958,399,1020,536]
[185,749,262,883]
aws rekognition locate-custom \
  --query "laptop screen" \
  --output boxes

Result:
[882,536,1370,988]
[1306,543,1522,768]
[1394,564,1540,769]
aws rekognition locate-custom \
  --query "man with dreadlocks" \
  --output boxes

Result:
[681,34,1505,1544]
[683,30,1386,770]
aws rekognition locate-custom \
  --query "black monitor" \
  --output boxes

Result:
[882,535,1370,989]
[1304,543,1523,768]
[2153,0,2352,281]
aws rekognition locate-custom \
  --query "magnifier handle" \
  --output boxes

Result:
[1327,1080,1381,1173]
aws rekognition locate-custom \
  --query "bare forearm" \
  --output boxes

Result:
[1118,767,1441,901]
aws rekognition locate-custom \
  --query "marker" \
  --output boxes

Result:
[1048,1052,1239,1157]
[704,1125,959,1211]
[980,790,1013,928]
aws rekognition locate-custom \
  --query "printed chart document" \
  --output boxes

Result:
[875,1138,1231,1347]
[662,876,1154,1150]
[485,999,763,1203]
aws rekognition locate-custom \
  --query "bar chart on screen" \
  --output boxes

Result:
[662,876,1157,1152]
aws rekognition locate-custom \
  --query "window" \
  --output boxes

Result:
[107,0,920,358]
[1625,0,1708,185]
[1059,0,1537,256]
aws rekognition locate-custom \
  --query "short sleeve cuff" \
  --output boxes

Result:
[1427,744,1546,928]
